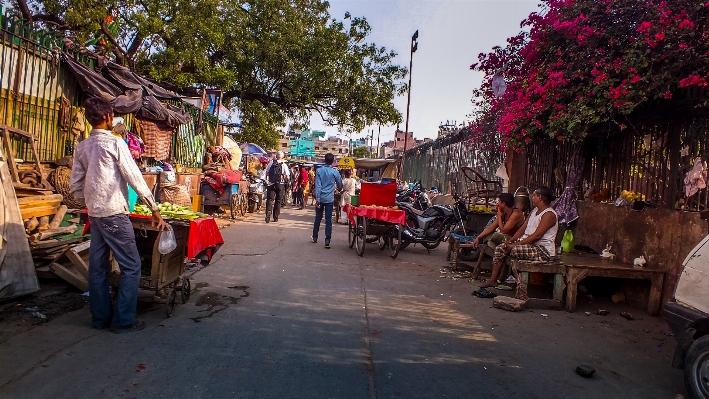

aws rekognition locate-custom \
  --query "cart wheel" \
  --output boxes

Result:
[166,288,177,317]
[356,217,366,257]
[230,194,238,219]
[348,220,356,249]
[389,226,401,259]
[181,278,191,304]
[378,236,387,250]
[240,193,248,217]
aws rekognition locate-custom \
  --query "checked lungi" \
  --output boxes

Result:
[493,241,552,265]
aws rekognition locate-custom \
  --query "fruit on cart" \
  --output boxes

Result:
[133,202,208,220]
[359,205,400,210]
[469,204,494,213]
[620,190,645,203]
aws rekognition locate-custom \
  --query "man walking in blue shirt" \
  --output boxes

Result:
[312,153,343,248]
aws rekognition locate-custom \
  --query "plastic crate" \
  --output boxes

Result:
[359,182,397,207]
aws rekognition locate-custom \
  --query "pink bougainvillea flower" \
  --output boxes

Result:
[637,21,653,33]
[679,43,689,49]
[654,33,666,41]
[664,91,673,99]
[631,75,641,84]
[557,135,563,141]
[678,20,695,29]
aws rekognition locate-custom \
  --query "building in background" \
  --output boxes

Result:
[380,128,423,158]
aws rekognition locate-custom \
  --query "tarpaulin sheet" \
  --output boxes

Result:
[186,217,224,259]
[61,53,192,127]
[344,204,406,226]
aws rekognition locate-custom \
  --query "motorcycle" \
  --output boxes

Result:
[397,181,430,211]
[395,197,469,250]
[247,174,266,213]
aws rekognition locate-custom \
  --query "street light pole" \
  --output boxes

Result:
[400,30,418,181]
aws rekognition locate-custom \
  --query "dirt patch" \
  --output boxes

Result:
[0,281,87,344]
[191,287,249,323]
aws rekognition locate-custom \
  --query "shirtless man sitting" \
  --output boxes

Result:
[472,193,525,250]
[480,187,559,288]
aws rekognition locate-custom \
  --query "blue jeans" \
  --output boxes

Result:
[312,202,334,242]
[88,214,142,328]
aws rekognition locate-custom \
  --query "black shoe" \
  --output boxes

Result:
[265,215,270,223]
[311,236,317,243]
[273,217,278,222]
[110,320,146,334]
[325,241,331,249]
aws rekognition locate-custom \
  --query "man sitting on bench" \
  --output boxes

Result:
[480,187,559,288]
[471,193,525,250]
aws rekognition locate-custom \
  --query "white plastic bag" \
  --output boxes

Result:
[340,210,348,223]
[158,228,177,254]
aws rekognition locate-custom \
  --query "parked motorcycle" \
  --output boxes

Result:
[247,174,266,213]
[396,181,431,211]
[395,197,469,250]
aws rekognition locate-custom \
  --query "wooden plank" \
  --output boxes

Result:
[49,262,88,291]
[65,240,90,280]
[48,205,68,229]
[19,200,61,210]
[17,194,63,204]
[25,216,38,232]
[2,126,19,183]
[37,216,50,231]
[0,145,39,298]
[35,265,59,279]
[30,237,84,250]
[21,205,58,219]
[29,225,78,242]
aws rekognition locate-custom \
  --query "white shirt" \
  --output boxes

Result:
[522,207,558,256]
[70,129,158,218]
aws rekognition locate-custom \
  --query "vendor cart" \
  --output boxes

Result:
[129,215,191,317]
[344,204,405,259]
[200,181,248,219]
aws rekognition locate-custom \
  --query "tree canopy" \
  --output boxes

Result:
[470,0,709,150]
[14,0,407,149]
[352,146,372,158]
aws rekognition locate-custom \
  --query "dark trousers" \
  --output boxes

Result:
[88,214,142,328]
[312,202,334,242]
[266,183,284,219]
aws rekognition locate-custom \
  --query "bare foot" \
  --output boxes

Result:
[479,281,497,288]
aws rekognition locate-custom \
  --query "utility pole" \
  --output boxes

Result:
[400,30,418,181]
[377,125,381,158]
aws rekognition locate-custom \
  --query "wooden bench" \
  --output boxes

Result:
[561,252,665,316]
[510,258,566,303]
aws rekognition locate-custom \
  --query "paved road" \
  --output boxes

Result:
[0,207,687,398]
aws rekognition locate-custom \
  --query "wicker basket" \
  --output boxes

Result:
[48,166,86,209]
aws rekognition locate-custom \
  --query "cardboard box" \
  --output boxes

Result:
[142,173,158,191]
[177,173,202,197]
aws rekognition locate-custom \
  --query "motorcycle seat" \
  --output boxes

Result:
[401,204,425,216]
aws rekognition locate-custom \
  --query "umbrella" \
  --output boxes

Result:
[240,143,267,155]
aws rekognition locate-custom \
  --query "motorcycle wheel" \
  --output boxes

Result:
[388,227,401,259]
[399,241,410,250]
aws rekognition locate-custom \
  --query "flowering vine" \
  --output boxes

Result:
[469,0,709,150]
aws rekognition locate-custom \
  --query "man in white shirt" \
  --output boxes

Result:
[70,97,169,333]
[264,151,290,223]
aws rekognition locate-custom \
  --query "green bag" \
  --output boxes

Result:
[561,230,575,253]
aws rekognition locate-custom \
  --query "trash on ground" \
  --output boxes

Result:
[495,285,514,291]
[541,313,548,317]
[505,276,516,284]
[472,288,497,298]
[620,311,634,320]
[575,364,596,378]
[598,309,609,316]
[493,296,527,312]
[584,311,592,316]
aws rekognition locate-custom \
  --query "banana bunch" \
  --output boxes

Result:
[620,190,645,203]
[469,205,494,213]
[133,202,208,220]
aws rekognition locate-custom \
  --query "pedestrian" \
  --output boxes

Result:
[311,153,343,248]
[70,97,169,333]
[339,169,356,223]
[291,164,301,208]
[265,151,290,223]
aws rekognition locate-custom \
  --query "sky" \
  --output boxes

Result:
[309,0,541,143]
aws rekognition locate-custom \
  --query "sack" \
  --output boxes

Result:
[158,228,177,255]
[561,230,575,253]
[268,161,283,184]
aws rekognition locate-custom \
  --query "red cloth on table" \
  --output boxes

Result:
[344,204,406,225]
[187,217,224,259]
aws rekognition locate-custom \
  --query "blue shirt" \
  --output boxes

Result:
[315,165,343,204]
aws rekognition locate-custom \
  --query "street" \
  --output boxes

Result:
[0,207,687,398]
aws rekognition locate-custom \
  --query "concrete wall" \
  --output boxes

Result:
[569,201,707,304]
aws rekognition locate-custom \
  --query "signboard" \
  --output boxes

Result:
[338,156,355,169]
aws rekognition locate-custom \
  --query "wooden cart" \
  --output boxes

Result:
[344,205,404,259]
[130,216,191,317]
[200,181,247,219]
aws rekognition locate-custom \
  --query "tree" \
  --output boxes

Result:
[470,0,709,149]
[13,0,407,150]
[352,146,372,158]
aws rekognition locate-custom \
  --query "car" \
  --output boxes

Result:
[664,234,709,399]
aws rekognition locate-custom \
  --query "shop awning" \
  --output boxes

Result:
[354,158,396,170]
